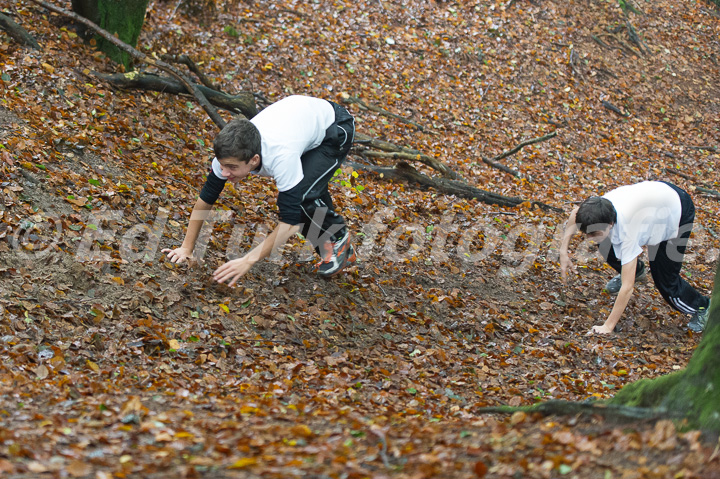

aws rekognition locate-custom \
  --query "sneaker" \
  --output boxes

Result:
[688,305,710,333]
[605,262,647,294]
[315,231,356,277]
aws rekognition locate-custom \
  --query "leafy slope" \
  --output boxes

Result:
[0,0,719,477]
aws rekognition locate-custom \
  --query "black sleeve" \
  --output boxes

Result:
[277,186,304,225]
[199,169,227,204]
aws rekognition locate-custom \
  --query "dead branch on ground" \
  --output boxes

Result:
[350,161,562,212]
[602,100,628,117]
[161,54,220,91]
[342,96,427,132]
[353,132,460,180]
[88,71,257,118]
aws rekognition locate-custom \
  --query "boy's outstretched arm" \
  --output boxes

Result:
[590,256,638,334]
[213,222,300,287]
[162,197,214,263]
[559,207,580,284]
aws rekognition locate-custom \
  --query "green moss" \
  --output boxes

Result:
[96,0,149,70]
[610,371,682,408]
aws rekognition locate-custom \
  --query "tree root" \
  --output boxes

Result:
[475,399,682,421]
[0,12,41,50]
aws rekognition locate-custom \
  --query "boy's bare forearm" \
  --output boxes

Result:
[181,197,213,250]
[560,207,580,253]
[245,222,300,264]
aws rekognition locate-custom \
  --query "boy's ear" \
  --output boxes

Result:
[249,154,261,168]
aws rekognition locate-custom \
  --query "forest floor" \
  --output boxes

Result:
[2,0,720,477]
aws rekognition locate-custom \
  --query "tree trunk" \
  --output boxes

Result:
[610,262,720,430]
[72,0,149,70]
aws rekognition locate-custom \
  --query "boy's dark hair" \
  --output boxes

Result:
[213,118,262,163]
[576,196,617,233]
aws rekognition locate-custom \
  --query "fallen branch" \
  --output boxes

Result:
[697,187,720,200]
[351,160,562,212]
[161,54,220,91]
[480,156,521,178]
[601,100,628,117]
[353,132,460,180]
[343,95,426,131]
[662,168,693,181]
[87,71,257,118]
[28,0,227,128]
[0,12,41,50]
[686,145,718,152]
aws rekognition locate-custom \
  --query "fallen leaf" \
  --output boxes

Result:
[34,364,49,380]
[66,460,92,477]
[228,457,257,469]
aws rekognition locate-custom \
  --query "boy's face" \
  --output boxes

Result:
[218,155,260,183]
[586,224,613,243]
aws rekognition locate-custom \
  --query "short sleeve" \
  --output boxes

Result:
[199,169,227,204]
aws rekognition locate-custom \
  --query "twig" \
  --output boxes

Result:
[662,169,720,199]
[601,100,629,117]
[685,145,718,152]
[481,156,521,178]
[161,54,219,91]
[697,187,720,199]
[343,96,426,131]
[662,168,693,181]
[591,35,611,50]
[569,46,583,78]
[489,131,558,163]
[28,0,227,129]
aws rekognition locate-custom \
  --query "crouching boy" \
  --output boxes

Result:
[162,95,357,286]
[560,181,711,334]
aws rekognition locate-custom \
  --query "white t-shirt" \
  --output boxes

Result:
[211,95,335,192]
[603,181,682,264]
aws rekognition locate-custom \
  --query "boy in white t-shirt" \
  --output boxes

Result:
[162,95,356,285]
[560,181,711,334]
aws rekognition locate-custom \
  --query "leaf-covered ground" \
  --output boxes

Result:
[1,0,720,477]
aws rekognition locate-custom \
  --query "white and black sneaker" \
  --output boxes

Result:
[688,304,710,333]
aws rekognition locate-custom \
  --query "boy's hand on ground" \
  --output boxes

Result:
[162,246,193,264]
[559,253,575,284]
[588,324,614,335]
[213,258,253,287]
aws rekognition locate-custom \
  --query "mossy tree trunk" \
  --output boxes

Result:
[71,0,149,70]
[611,262,720,430]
